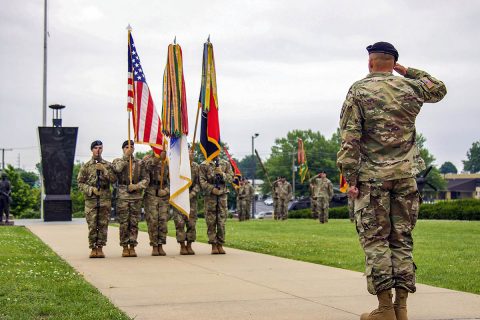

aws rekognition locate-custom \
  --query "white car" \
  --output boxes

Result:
[263,197,273,206]
[255,211,273,219]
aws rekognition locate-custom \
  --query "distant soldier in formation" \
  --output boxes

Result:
[272,177,281,220]
[237,179,247,221]
[77,140,116,258]
[143,150,170,256]
[337,41,446,320]
[309,170,333,223]
[174,149,201,255]
[199,156,233,254]
[113,140,149,257]
[309,180,318,219]
[276,176,292,220]
[243,179,255,220]
[0,172,12,224]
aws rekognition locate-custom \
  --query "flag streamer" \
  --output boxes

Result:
[297,138,309,183]
[339,173,349,193]
[224,146,242,189]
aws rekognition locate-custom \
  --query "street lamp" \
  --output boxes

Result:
[251,133,259,218]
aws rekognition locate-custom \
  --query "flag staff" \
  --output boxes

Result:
[127,24,133,184]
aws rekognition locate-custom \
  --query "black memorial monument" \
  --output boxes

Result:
[38,104,78,221]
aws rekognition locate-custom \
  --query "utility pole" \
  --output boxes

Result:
[42,0,48,126]
[251,133,259,218]
[1,148,13,170]
[292,153,296,199]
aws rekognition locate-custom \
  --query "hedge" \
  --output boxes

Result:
[288,199,480,221]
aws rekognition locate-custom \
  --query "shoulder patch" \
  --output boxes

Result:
[420,77,434,89]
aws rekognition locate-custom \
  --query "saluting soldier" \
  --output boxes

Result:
[337,41,446,320]
[112,140,149,257]
[276,177,292,220]
[143,150,170,256]
[199,156,233,254]
[174,149,201,255]
[309,170,333,223]
[77,140,116,258]
[244,179,255,220]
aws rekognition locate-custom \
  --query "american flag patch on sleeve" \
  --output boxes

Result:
[420,77,434,89]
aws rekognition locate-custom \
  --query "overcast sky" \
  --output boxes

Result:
[1,0,478,172]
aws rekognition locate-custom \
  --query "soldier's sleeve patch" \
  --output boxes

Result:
[420,77,434,89]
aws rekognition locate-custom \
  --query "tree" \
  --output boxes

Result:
[4,165,40,217]
[17,169,39,188]
[237,155,256,179]
[439,161,458,174]
[463,141,480,173]
[416,134,446,192]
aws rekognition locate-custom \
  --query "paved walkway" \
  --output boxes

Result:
[23,220,480,320]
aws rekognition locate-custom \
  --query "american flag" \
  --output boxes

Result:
[127,32,163,151]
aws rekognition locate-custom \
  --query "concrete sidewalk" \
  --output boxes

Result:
[24,221,479,320]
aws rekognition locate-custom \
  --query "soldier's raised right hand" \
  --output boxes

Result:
[91,187,101,196]
[212,188,222,195]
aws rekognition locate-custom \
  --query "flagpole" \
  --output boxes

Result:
[191,102,201,155]
[127,25,133,184]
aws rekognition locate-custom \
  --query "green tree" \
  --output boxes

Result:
[4,165,40,218]
[439,161,458,174]
[463,141,480,173]
[416,134,446,192]
[17,169,39,188]
[238,155,256,179]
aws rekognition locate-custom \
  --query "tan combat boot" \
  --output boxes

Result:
[186,241,195,255]
[180,242,188,255]
[360,289,396,320]
[217,244,226,254]
[89,248,97,258]
[151,246,160,256]
[211,244,219,254]
[122,246,129,257]
[158,245,166,256]
[129,245,137,257]
[96,246,105,258]
[394,288,408,320]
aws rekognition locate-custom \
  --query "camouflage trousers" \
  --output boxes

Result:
[85,199,111,248]
[144,195,169,246]
[173,199,198,242]
[348,197,355,222]
[117,198,142,247]
[355,177,419,295]
[310,197,318,218]
[318,197,329,223]
[273,198,279,220]
[245,200,252,220]
[238,198,248,221]
[204,194,227,245]
[277,198,289,220]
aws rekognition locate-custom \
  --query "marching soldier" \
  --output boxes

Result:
[174,149,201,255]
[77,140,116,258]
[113,140,149,257]
[199,156,233,254]
[276,176,292,220]
[272,177,281,220]
[237,179,247,221]
[143,151,170,256]
[309,170,333,223]
[337,41,446,320]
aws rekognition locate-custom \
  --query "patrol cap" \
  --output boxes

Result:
[1,171,7,178]
[90,140,103,150]
[122,140,134,149]
[366,41,399,62]
[319,170,326,173]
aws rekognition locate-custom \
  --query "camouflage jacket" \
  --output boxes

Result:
[112,155,149,200]
[143,156,169,199]
[77,157,116,200]
[244,183,255,202]
[310,176,333,199]
[199,159,234,196]
[337,67,447,185]
[190,161,201,198]
[277,181,292,200]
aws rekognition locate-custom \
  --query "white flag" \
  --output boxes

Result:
[168,135,191,216]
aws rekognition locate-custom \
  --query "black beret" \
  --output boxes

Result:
[90,140,103,150]
[319,170,326,173]
[122,140,134,149]
[366,41,399,61]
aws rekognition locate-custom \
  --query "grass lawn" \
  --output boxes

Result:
[0,227,130,320]
[139,218,480,295]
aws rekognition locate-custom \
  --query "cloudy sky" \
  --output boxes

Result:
[1,0,479,172]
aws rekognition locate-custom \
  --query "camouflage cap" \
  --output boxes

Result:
[366,41,399,61]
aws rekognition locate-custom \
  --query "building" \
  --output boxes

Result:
[440,173,480,200]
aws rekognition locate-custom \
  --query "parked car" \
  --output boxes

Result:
[254,211,273,219]
[288,188,348,211]
[263,197,273,206]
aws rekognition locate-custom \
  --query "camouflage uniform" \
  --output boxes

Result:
[277,180,292,220]
[237,183,248,221]
[337,67,446,295]
[113,155,149,247]
[272,180,280,220]
[143,157,170,246]
[310,176,333,223]
[174,161,201,242]
[309,183,318,219]
[199,159,233,245]
[77,157,116,249]
[244,181,255,220]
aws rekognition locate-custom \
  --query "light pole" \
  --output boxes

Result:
[251,133,259,218]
